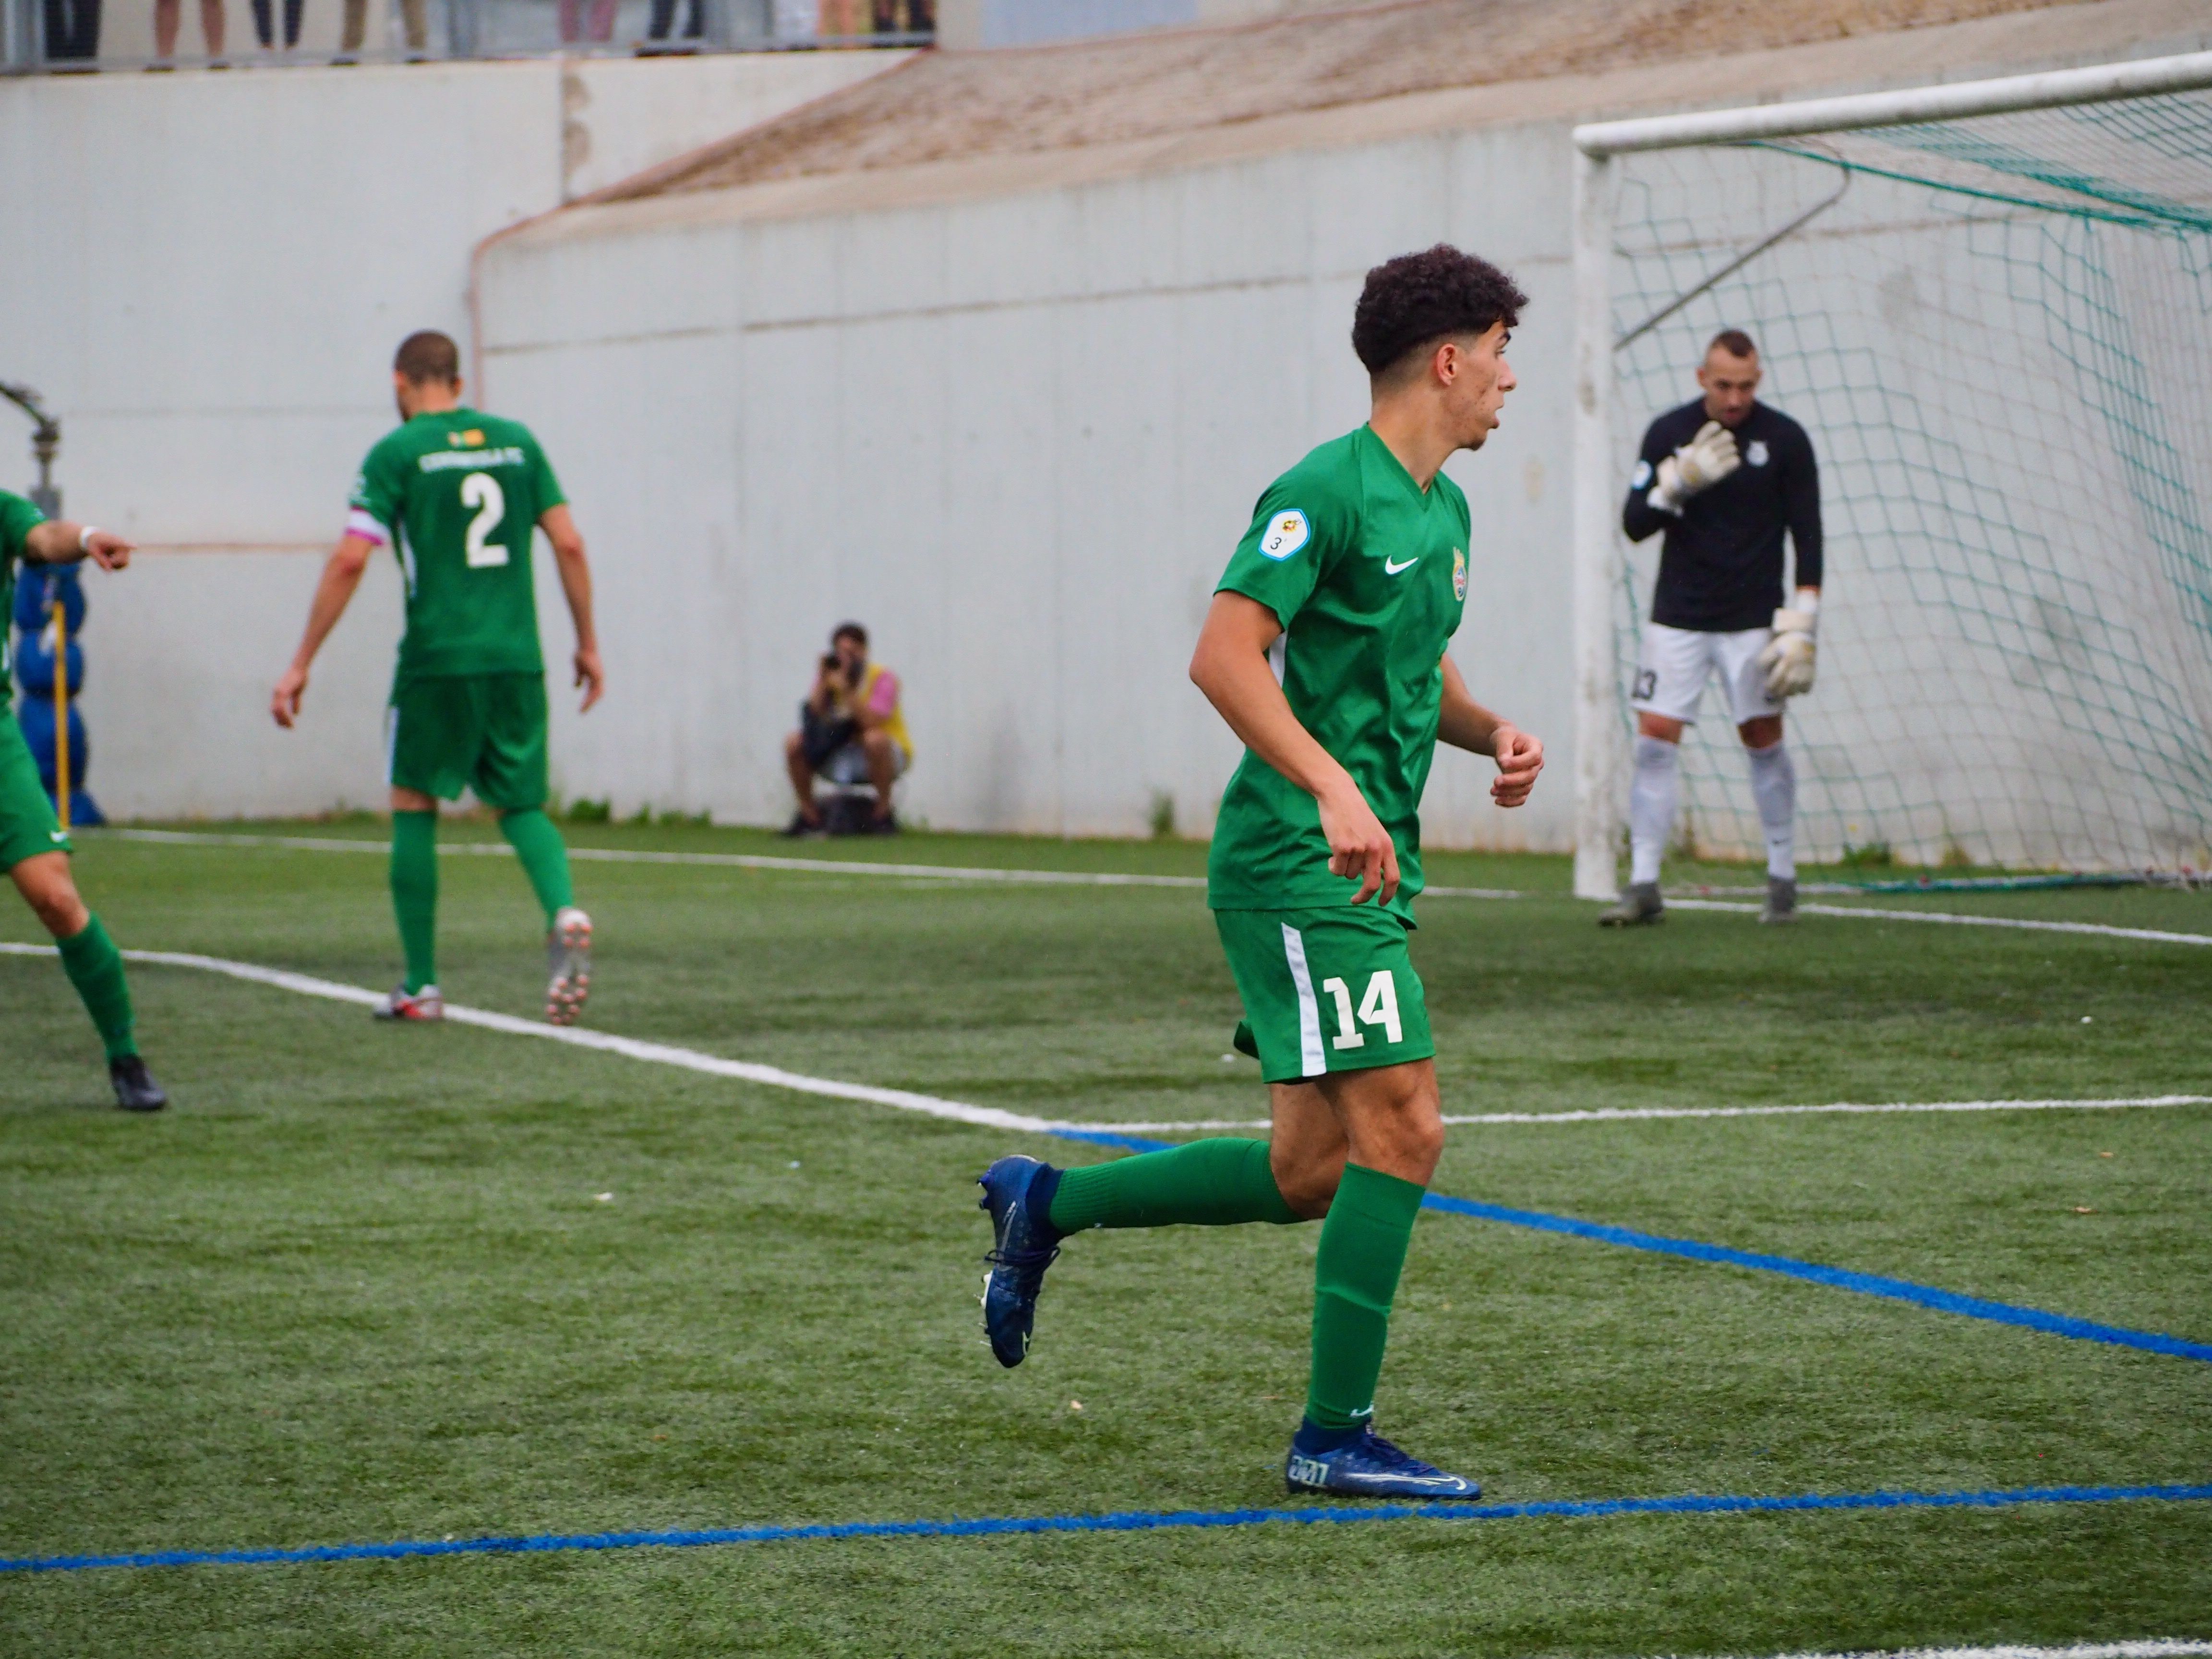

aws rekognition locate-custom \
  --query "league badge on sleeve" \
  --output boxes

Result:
[1260,509,1310,561]
[1453,548,1468,601]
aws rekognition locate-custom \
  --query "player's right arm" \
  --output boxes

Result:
[1190,592,1398,908]
[271,532,377,729]
[1621,419,1680,542]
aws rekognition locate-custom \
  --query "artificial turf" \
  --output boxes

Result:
[1,822,2207,1657]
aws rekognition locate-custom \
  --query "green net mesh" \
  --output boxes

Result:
[1608,89,2212,872]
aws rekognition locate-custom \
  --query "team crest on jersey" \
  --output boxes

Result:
[1746,440,1769,467]
[1452,548,1467,601]
[1260,509,1310,561]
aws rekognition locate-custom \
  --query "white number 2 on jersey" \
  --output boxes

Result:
[1322,970,1404,1050]
[461,471,509,569]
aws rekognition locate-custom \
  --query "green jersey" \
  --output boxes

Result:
[1207,425,1472,920]
[0,491,47,710]
[348,408,565,681]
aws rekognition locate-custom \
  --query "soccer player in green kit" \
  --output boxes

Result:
[272,331,603,1025]
[977,247,1545,1499]
[0,496,167,1109]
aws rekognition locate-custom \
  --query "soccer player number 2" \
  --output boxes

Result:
[460,472,509,568]
[1321,971,1403,1051]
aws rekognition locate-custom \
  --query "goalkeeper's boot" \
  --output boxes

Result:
[1285,1423,1481,1501]
[375,984,445,1022]
[109,1055,168,1113]
[1597,882,1664,926]
[976,1154,1062,1368]
[1760,877,1799,925]
[546,906,592,1026]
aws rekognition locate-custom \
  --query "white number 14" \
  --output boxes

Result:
[1322,970,1402,1050]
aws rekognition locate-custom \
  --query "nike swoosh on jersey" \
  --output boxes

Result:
[1382,556,1420,575]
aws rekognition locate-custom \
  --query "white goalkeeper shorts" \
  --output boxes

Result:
[1630,622,1781,727]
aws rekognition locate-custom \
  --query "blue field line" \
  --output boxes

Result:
[8,1481,2207,1575]
[1419,1195,2212,1362]
[1041,1128,2212,1363]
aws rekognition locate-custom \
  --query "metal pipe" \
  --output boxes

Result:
[1574,49,2212,156]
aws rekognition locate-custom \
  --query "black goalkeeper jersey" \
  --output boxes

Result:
[1622,398,1822,633]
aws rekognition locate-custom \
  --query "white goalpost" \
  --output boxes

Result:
[1570,51,2212,900]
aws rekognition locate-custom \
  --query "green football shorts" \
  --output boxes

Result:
[0,710,70,872]
[386,672,550,810]
[1214,904,1434,1084]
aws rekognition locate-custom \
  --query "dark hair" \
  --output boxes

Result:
[394,330,461,385]
[1708,328,1759,360]
[831,621,868,649]
[1351,245,1528,378]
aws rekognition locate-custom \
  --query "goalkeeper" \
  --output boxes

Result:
[1605,328,1821,926]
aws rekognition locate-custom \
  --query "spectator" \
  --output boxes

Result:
[42,0,100,64]
[151,0,225,65]
[335,0,427,60]
[641,0,700,49]
[249,0,300,50]
[559,0,616,43]
[782,622,911,836]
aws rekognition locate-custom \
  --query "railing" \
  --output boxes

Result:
[3,0,928,71]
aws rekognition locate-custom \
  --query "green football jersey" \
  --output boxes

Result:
[1206,425,1472,920]
[0,491,47,711]
[348,408,566,680]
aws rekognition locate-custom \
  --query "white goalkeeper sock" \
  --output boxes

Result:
[1629,735,1679,886]
[1747,740,1796,879]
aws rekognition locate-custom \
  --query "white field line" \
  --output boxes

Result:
[87,829,2212,941]
[1737,1645,2212,1659]
[1664,895,2212,946]
[0,940,1056,1134]
[3,940,2206,1139]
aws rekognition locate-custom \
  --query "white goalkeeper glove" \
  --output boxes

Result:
[1758,591,1819,697]
[1648,420,1741,514]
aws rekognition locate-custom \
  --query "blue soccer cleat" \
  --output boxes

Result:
[976,1154,1062,1368]
[1285,1425,1482,1500]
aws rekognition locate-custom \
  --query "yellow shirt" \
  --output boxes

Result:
[831,661,912,760]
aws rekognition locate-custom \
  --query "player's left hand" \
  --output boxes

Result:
[1758,608,1817,697]
[1489,723,1544,807]
[81,529,135,572]
[574,645,604,713]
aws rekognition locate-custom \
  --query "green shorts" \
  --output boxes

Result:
[386,673,549,811]
[1214,905,1434,1084]
[0,711,69,872]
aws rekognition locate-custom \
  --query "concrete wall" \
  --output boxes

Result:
[480,124,1579,847]
[0,49,902,818]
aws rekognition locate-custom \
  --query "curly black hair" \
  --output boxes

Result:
[1351,245,1529,378]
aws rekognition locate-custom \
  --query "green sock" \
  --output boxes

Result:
[1047,1137,1299,1232]
[56,914,137,1061]
[391,810,439,993]
[500,808,574,926]
[1306,1163,1426,1431]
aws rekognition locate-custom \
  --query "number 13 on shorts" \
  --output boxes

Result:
[1322,972,1401,1050]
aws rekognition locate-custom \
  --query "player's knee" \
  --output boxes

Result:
[1270,1144,1341,1220]
[1739,716,1782,749]
[1636,713,1684,744]
[861,729,891,756]
[23,874,87,937]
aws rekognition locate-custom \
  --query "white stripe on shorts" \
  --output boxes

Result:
[1280,923,1327,1079]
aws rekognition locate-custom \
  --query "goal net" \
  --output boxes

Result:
[1572,56,2212,891]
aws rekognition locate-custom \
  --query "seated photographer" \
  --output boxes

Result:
[782,622,912,836]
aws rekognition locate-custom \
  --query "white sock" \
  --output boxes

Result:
[1629,735,1679,886]
[1747,740,1795,879]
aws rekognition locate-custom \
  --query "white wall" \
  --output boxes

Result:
[0,49,901,818]
[480,124,1580,847]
